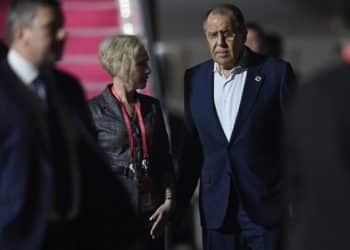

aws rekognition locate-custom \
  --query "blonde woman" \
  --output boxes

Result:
[88,35,175,250]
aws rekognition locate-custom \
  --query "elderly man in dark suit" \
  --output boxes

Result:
[176,4,296,250]
[0,0,136,250]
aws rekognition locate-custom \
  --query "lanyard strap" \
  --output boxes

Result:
[111,86,149,164]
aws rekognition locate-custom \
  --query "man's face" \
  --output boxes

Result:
[22,6,66,67]
[205,13,246,69]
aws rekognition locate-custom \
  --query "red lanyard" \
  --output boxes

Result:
[111,86,149,165]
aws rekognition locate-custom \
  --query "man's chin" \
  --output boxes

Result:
[215,58,235,68]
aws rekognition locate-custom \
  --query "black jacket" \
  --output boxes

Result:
[88,85,174,212]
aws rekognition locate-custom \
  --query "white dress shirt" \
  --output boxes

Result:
[213,62,247,141]
[7,49,39,85]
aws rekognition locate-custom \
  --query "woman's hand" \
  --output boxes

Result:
[149,199,174,239]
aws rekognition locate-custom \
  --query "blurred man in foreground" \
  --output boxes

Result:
[286,3,350,250]
[0,0,136,249]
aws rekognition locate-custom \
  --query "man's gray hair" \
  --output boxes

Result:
[6,0,62,43]
[203,4,246,33]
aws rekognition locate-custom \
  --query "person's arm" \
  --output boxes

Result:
[149,100,176,239]
[174,69,203,221]
[280,62,297,114]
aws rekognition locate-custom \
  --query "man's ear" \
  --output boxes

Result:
[12,24,27,43]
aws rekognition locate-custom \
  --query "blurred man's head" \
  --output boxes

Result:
[245,22,266,54]
[203,4,247,70]
[6,0,66,68]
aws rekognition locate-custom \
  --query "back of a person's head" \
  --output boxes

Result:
[245,22,267,54]
[246,22,265,38]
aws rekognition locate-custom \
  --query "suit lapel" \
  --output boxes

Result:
[1,60,51,155]
[206,61,228,143]
[1,61,41,113]
[229,54,265,144]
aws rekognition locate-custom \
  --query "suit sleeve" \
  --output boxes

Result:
[0,120,48,250]
[280,62,298,114]
[154,100,175,193]
[176,69,203,208]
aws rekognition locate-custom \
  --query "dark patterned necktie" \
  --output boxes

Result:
[32,77,48,110]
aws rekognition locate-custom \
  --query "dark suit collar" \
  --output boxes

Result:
[1,60,51,154]
[203,60,228,143]
[204,48,266,144]
[0,60,43,112]
[229,48,266,144]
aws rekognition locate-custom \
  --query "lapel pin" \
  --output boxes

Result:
[254,75,262,82]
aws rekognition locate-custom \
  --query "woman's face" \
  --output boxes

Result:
[127,46,151,90]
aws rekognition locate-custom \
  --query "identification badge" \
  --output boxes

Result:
[128,163,137,180]
[141,158,149,175]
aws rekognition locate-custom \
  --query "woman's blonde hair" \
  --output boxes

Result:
[98,34,144,80]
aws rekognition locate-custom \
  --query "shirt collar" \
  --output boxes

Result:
[213,47,248,78]
[7,49,39,85]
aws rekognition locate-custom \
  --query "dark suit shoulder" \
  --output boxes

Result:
[0,83,21,132]
[184,60,213,92]
[54,68,79,81]
[53,68,85,97]
[264,56,291,68]
[0,62,38,136]
[186,59,213,74]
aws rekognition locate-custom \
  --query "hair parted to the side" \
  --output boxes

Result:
[203,3,246,33]
[98,34,144,80]
[6,0,62,44]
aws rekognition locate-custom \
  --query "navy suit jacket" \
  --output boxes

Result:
[0,61,137,250]
[178,48,295,229]
[0,61,52,250]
